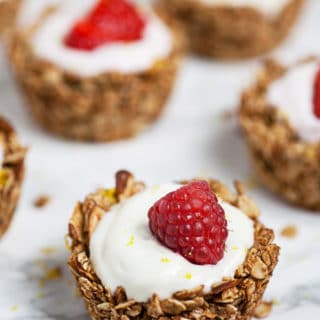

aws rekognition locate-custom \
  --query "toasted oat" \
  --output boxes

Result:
[34,195,51,208]
[254,301,273,318]
[280,225,298,238]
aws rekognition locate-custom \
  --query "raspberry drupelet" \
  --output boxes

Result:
[148,181,228,265]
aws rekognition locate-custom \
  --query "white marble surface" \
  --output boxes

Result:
[1,0,320,319]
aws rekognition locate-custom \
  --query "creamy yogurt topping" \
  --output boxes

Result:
[267,61,320,143]
[18,0,173,76]
[0,144,4,166]
[196,0,291,18]
[90,183,254,301]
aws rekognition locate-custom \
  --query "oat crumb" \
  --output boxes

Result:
[280,225,298,238]
[40,246,57,255]
[38,266,62,288]
[34,195,51,208]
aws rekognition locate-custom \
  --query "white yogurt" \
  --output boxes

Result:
[18,0,173,75]
[267,61,320,143]
[0,145,3,166]
[90,183,254,301]
[197,0,291,18]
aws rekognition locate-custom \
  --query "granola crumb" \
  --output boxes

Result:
[38,265,62,288]
[40,246,57,255]
[254,301,273,318]
[280,225,298,238]
[34,195,51,208]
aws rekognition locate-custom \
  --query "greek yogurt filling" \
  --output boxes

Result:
[18,0,173,76]
[90,183,254,301]
[267,61,320,143]
[0,144,3,166]
[196,0,291,18]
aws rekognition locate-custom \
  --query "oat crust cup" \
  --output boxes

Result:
[0,117,26,238]
[239,58,320,210]
[158,0,304,59]
[9,1,183,142]
[68,170,279,320]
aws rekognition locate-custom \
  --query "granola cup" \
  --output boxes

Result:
[239,58,320,210]
[0,117,26,238]
[9,15,183,142]
[0,0,20,39]
[68,170,280,320]
[158,0,304,59]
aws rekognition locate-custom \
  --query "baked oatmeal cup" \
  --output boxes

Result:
[0,117,26,238]
[239,58,320,210]
[158,0,304,59]
[9,0,183,141]
[68,170,279,320]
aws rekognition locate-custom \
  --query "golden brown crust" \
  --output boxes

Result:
[0,0,20,39]
[239,58,320,210]
[158,0,304,59]
[68,170,280,320]
[0,117,27,238]
[8,11,184,142]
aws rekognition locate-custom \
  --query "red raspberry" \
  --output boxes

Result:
[65,0,145,51]
[148,181,228,265]
[313,68,320,118]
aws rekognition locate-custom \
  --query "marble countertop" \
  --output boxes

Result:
[1,1,320,319]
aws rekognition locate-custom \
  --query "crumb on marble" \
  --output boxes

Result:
[38,266,62,288]
[34,195,51,208]
[40,246,57,255]
[280,225,298,239]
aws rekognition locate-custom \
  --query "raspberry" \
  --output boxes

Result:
[313,68,320,118]
[148,181,228,265]
[64,0,145,51]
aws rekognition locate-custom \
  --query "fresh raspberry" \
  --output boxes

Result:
[148,181,228,265]
[313,68,320,118]
[65,0,145,51]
